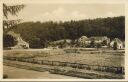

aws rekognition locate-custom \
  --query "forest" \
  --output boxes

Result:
[4,16,125,48]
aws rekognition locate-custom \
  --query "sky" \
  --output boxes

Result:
[7,3,125,22]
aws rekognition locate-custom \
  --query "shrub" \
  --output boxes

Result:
[113,42,118,50]
[3,34,17,47]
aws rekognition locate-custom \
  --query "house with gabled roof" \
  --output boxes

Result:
[78,36,91,47]
[7,31,29,49]
[110,38,124,49]
[77,36,111,47]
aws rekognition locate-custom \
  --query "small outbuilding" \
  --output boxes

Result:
[110,38,124,49]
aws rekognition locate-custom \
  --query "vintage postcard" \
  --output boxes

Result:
[0,0,128,81]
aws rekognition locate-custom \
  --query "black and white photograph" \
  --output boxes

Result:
[2,0,126,80]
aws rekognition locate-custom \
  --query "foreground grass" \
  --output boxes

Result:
[3,48,125,79]
[4,60,124,79]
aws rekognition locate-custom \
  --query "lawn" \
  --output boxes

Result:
[3,48,124,67]
[3,48,125,79]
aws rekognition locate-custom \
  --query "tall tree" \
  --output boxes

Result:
[3,3,25,30]
[3,3,25,48]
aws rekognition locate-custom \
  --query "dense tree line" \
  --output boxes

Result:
[7,16,124,48]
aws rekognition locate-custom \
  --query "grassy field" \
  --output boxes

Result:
[4,48,124,67]
[3,48,125,79]
[4,60,124,79]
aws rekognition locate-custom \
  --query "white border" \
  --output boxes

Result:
[0,0,3,80]
[0,0,128,81]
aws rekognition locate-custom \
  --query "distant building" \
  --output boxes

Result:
[77,36,111,47]
[90,36,110,45]
[7,31,29,49]
[49,39,72,48]
[110,38,124,49]
[78,36,91,47]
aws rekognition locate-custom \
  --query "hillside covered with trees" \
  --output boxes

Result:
[7,16,124,48]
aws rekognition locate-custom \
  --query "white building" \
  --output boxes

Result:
[78,36,91,47]
[110,38,124,49]
[7,31,29,49]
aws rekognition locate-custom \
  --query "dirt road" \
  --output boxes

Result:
[4,66,80,79]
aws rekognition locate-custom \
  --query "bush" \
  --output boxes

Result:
[29,37,42,48]
[102,40,107,46]
[3,34,17,47]
[113,42,118,50]
[96,43,102,49]
[90,40,95,48]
